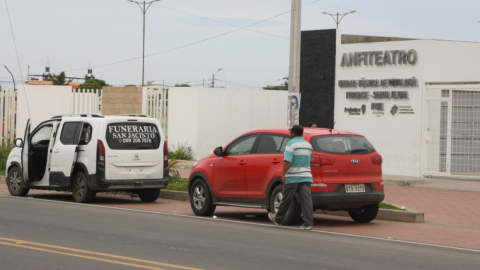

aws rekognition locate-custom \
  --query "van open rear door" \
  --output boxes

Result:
[49,121,84,185]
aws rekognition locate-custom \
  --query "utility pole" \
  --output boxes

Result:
[128,0,160,87]
[288,0,301,95]
[288,0,302,127]
[212,73,215,88]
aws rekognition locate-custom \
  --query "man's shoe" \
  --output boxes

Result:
[299,224,312,230]
[268,212,280,226]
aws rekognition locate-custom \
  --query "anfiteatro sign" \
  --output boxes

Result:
[340,49,418,67]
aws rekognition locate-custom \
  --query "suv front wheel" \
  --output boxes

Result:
[190,180,216,216]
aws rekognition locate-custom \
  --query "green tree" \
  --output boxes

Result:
[174,84,191,87]
[263,77,288,90]
[77,79,109,91]
[49,71,74,85]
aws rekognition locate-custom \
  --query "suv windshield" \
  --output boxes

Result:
[311,135,375,155]
[106,122,160,150]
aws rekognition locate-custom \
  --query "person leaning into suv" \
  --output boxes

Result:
[269,125,314,230]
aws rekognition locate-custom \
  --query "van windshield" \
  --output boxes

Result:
[106,122,160,150]
[311,135,375,155]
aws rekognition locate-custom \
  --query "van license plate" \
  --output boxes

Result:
[345,184,365,193]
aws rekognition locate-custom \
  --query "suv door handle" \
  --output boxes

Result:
[238,160,246,165]
[271,159,280,164]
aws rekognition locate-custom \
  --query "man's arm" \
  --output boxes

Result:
[281,161,291,185]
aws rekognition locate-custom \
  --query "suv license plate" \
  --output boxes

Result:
[345,184,365,193]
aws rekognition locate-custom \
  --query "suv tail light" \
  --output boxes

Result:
[371,154,383,165]
[164,140,168,168]
[311,155,335,166]
[97,140,105,167]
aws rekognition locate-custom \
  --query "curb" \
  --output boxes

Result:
[160,190,424,223]
[159,190,190,201]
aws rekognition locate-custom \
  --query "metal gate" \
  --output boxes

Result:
[144,86,168,137]
[424,86,480,178]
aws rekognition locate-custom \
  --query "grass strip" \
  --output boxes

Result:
[165,176,188,192]
[380,202,406,211]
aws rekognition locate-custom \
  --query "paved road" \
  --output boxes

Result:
[1,195,479,270]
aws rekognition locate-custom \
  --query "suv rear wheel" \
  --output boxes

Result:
[190,180,216,216]
[138,189,160,202]
[348,203,379,223]
[269,185,301,225]
[7,167,29,196]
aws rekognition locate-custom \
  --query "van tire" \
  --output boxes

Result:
[190,180,216,216]
[269,185,301,226]
[348,203,379,223]
[7,167,29,197]
[138,189,160,202]
[72,171,94,203]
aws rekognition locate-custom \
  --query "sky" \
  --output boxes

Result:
[1,0,480,89]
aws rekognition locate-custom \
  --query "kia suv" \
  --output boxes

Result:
[188,128,384,224]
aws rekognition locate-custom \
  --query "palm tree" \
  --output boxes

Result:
[49,71,74,85]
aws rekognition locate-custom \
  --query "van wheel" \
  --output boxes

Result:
[190,180,216,216]
[348,203,379,223]
[269,185,301,226]
[72,171,94,203]
[138,189,160,202]
[7,167,29,196]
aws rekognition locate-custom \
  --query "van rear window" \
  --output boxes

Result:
[311,135,375,155]
[106,123,160,150]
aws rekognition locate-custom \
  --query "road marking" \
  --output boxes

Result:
[2,194,480,254]
[0,237,203,270]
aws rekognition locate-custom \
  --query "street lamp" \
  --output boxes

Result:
[212,68,223,88]
[128,0,160,87]
[321,10,356,29]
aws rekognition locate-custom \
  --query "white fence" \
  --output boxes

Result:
[144,87,168,136]
[2,87,102,147]
[71,88,102,114]
[0,89,16,147]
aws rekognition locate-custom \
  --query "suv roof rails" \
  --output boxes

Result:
[114,114,150,117]
[51,114,104,119]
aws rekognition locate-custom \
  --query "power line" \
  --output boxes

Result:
[153,4,289,40]
[4,0,31,116]
[66,0,321,73]
[215,78,261,89]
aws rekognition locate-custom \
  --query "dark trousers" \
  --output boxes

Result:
[275,182,314,226]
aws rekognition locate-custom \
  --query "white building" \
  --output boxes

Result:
[301,29,480,178]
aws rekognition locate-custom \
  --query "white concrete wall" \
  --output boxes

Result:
[335,37,480,177]
[168,87,288,160]
[17,85,72,138]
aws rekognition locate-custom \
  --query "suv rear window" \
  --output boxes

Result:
[311,135,375,155]
[106,123,160,150]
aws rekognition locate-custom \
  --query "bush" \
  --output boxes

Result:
[168,142,193,160]
[0,145,13,176]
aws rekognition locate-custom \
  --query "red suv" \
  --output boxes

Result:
[188,128,384,224]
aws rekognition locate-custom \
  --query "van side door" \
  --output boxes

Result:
[49,121,84,186]
[21,119,31,183]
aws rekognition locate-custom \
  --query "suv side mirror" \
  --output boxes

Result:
[214,147,223,157]
[15,138,23,148]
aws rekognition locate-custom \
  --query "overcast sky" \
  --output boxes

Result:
[1,0,480,89]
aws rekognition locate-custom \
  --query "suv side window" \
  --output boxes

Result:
[60,122,83,145]
[256,134,286,154]
[279,137,291,153]
[79,123,92,145]
[31,125,53,146]
[226,135,257,156]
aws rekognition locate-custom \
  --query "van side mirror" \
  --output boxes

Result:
[15,138,23,148]
[214,147,223,157]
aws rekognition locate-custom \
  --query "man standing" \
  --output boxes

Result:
[269,125,314,230]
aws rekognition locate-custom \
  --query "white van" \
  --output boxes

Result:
[5,114,169,203]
